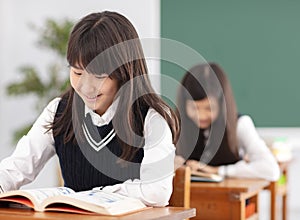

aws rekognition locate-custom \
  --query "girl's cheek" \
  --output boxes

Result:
[70,75,79,89]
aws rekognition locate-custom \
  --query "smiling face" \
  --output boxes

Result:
[185,97,220,129]
[70,66,119,115]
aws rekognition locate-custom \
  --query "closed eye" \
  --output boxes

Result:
[94,74,109,79]
[73,72,82,76]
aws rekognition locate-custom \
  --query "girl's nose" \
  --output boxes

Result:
[198,109,210,120]
[198,109,207,119]
[77,74,101,94]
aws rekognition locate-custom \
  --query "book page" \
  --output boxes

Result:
[0,187,75,211]
[191,170,223,182]
[65,190,135,208]
[21,187,75,205]
[43,190,147,215]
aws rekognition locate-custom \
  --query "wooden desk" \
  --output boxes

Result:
[190,178,270,220]
[0,207,196,220]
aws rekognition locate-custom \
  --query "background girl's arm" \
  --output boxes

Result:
[0,98,59,192]
[102,108,175,207]
[218,115,280,181]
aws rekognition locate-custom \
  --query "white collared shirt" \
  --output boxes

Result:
[84,97,119,126]
[0,98,175,207]
[217,115,280,181]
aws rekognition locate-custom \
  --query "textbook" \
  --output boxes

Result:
[191,170,224,182]
[0,187,148,215]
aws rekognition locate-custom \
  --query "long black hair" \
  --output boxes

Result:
[49,11,179,161]
[176,63,239,165]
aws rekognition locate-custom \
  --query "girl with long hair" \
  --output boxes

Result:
[176,62,279,181]
[0,11,179,207]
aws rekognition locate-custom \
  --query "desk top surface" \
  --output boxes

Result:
[191,178,270,193]
[0,206,196,220]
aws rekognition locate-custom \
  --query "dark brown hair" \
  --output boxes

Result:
[176,62,239,162]
[50,11,179,161]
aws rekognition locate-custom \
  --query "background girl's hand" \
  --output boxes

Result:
[185,160,201,171]
[186,160,220,174]
[198,162,219,174]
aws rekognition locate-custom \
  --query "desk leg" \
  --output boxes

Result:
[283,193,287,220]
[282,167,288,220]
[269,182,277,220]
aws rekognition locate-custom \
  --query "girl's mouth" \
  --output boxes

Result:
[85,94,101,101]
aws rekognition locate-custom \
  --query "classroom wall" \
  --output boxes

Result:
[0,0,160,189]
[161,2,300,217]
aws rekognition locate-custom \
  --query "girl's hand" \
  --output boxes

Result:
[185,160,201,171]
[186,160,219,174]
[198,162,219,174]
[174,155,185,169]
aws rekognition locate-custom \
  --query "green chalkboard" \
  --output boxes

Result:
[161,0,300,127]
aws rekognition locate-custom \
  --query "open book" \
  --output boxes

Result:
[191,170,224,182]
[0,187,148,215]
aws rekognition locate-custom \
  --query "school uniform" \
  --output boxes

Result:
[218,115,280,180]
[0,97,175,206]
[189,115,280,181]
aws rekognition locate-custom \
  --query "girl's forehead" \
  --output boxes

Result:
[187,96,219,106]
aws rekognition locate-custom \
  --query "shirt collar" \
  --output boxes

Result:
[84,97,119,126]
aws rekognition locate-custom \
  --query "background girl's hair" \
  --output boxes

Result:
[176,62,238,160]
[49,11,179,161]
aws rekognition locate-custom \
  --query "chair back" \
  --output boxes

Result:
[169,166,191,208]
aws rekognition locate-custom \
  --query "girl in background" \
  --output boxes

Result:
[175,62,279,181]
[0,11,179,207]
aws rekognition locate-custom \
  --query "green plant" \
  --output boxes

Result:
[6,18,74,143]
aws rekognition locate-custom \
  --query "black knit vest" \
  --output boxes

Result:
[188,114,243,166]
[54,99,147,192]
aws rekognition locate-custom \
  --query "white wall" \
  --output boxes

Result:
[0,0,160,189]
[257,128,300,218]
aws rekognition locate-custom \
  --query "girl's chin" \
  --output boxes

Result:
[85,102,98,110]
[194,122,203,128]
[199,123,209,129]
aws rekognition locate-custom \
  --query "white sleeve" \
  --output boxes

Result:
[101,108,175,207]
[218,115,280,181]
[0,98,60,192]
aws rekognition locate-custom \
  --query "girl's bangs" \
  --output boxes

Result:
[68,32,112,75]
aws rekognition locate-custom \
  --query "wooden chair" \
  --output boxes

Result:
[169,166,191,208]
